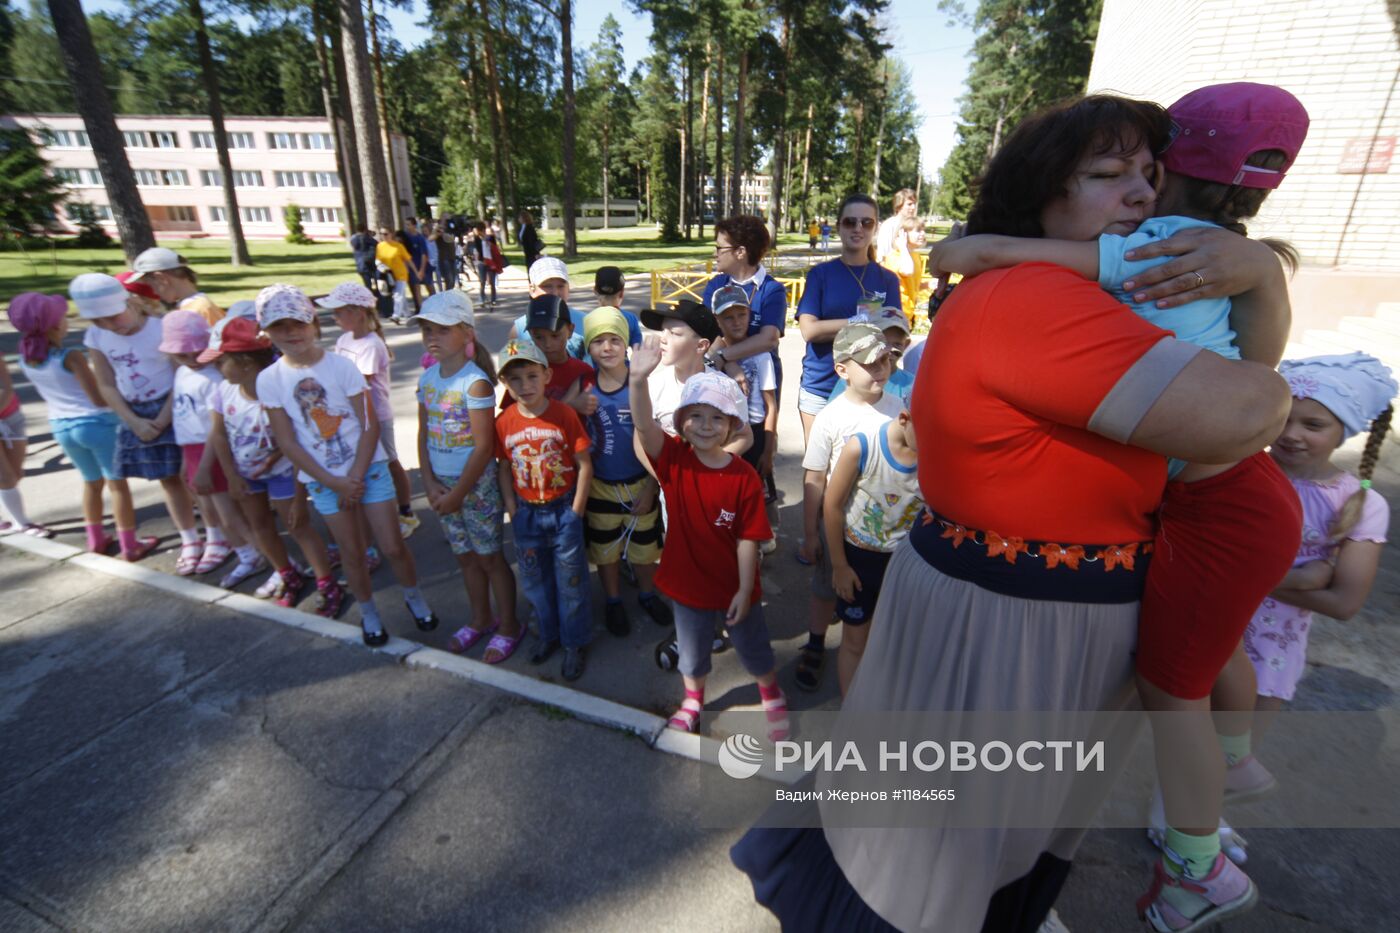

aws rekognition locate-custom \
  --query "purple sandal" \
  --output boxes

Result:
[483,628,524,664]
[447,618,499,654]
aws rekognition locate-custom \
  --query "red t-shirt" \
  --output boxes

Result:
[651,434,771,610]
[494,399,591,504]
[912,263,1175,543]
[500,357,595,410]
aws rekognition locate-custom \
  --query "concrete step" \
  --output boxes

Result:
[1301,328,1369,357]
[1378,303,1400,327]
[1338,316,1400,345]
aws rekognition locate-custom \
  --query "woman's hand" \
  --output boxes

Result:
[1120,227,1284,308]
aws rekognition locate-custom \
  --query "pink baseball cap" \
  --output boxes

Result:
[676,371,747,423]
[158,309,212,354]
[1160,82,1309,190]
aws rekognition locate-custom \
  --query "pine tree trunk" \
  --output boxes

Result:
[601,122,610,229]
[366,0,402,225]
[311,0,356,235]
[851,101,865,188]
[477,0,515,242]
[696,41,710,237]
[329,16,366,229]
[681,59,692,239]
[337,0,392,228]
[47,0,154,259]
[462,37,492,221]
[766,12,791,237]
[713,43,725,218]
[677,125,687,237]
[560,0,578,257]
[187,0,251,263]
[728,46,747,217]
[871,59,888,198]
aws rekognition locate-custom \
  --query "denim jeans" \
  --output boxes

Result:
[513,498,591,648]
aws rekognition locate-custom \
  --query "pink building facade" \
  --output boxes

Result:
[1,113,415,240]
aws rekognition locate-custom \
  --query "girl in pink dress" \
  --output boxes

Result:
[1230,352,1395,799]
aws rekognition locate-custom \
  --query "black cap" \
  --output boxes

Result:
[525,294,572,333]
[594,266,625,296]
[640,299,720,343]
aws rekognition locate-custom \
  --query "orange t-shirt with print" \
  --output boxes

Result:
[493,399,591,504]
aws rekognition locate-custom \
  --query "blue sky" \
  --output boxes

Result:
[84,0,974,179]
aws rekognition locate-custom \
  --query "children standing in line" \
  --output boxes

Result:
[822,410,923,694]
[74,273,202,563]
[1234,353,1395,783]
[7,293,131,548]
[201,316,345,616]
[320,282,419,539]
[629,336,788,741]
[161,310,261,580]
[415,291,522,664]
[581,307,670,637]
[255,284,438,647]
[797,323,903,692]
[127,247,225,324]
[640,300,753,454]
[494,339,594,681]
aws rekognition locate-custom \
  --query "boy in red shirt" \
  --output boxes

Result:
[630,333,788,741]
[501,294,595,416]
[495,338,595,681]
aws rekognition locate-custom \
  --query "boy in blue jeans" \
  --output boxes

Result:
[495,339,595,681]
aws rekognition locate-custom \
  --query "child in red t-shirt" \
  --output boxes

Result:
[494,338,595,682]
[630,333,788,740]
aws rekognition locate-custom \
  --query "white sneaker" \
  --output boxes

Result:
[399,513,421,539]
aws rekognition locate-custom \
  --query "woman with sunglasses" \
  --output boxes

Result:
[701,215,787,386]
[794,194,904,443]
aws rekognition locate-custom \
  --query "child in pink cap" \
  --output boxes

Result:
[160,310,260,582]
[629,335,788,742]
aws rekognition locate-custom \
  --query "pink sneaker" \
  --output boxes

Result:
[1138,853,1257,932]
[1224,755,1277,803]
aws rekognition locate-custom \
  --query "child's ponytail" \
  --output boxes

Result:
[469,327,497,383]
[1329,404,1392,540]
[365,306,394,360]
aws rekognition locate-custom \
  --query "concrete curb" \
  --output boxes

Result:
[2,538,703,767]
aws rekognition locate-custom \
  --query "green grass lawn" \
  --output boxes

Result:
[0,224,948,312]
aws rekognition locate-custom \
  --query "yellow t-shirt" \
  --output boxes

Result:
[179,293,224,326]
[376,241,410,282]
[808,222,820,238]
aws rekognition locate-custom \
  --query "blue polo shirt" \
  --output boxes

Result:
[796,259,903,396]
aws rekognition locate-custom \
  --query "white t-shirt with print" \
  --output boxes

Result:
[83,315,174,403]
[213,381,292,480]
[333,332,392,423]
[171,364,223,445]
[257,352,385,481]
[737,352,777,425]
[801,390,903,476]
[842,422,924,553]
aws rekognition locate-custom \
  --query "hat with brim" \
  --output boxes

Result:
[1161,82,1309,190]
[528,256,571,288]
[69,272,129,319]
[497,338,550,373]
[833,322,890,365]
[640,299,720,343]
[417,290,476,327]
[873,305,911,334]
[675,371,747,424]
[711,285,751,317]
[256,283,316,327]
[524,294,571,333]
[158,309,212,354]
[116,270,160,301]
[316,282,377,310]
[127,246,184,282]
[199,316,270,363]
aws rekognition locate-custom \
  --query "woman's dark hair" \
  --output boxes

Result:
[714,214,770,264]
[837,193,879,221]
[966,95,1172,238]
[1165,149,1299,272]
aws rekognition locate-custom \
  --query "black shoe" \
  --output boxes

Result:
[530,638,560,665]
[712,625,732,654]
[604,601,631,637]
[362,624,389,647]
[794,643,825,692]
[561,646,586,681]
[654,636,679,671]
[406,602,439,632]
[639,594,674,627]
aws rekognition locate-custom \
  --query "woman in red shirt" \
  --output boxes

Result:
[732,95,1294,933]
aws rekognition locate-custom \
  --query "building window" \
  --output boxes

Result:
[304,207,342,224]
[212,206,273,223]
[200,169,263,187]
[39,128,90,148]
[268,132,300,150]
[134,169,190,186]
[192,131,254,149]
[54,167,104,186]
[274,170,340,188]
[167,206,197,222]
[304,132,335,150]
[122,129,179,149]
[152,131,180,148]
[267,131,334,151]
[273,170,301,187]
[311,171,340,188]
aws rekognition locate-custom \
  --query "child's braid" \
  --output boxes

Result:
[1329,404,1392,540]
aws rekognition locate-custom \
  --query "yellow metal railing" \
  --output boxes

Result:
[649,260,805,313]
